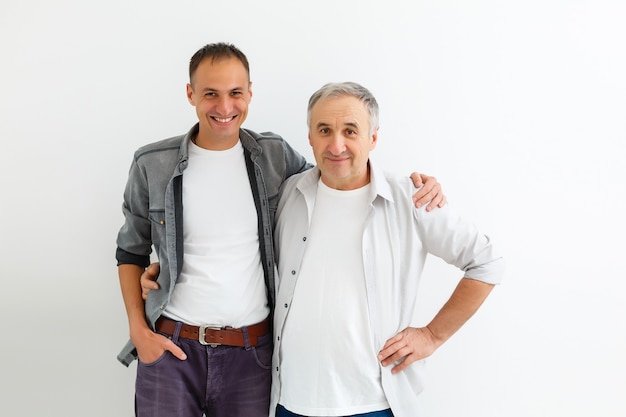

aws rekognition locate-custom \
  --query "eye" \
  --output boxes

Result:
[346,129,356,135]
[319,128,329,134]
[231,91,242,96]
[205,92,216,97]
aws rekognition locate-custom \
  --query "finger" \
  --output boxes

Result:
[378,336,409,365]
[414,187,437,209]
[140,279,160,290]
[380,343,414,367]
[378,332,406,359]
[391,354,416,374]
[419,174,432,185]
[410,172,424,188]
[140,284,159,300]
[164,340,187,361]
[426,185,443,212]
[377,344,397,364]
[413,177,437,208]
[379,349,403,366]
[412,188,430,208]
[421,175,436,190]
[145,263,160,279]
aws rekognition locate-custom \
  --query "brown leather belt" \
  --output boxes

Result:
[155,316,270,347]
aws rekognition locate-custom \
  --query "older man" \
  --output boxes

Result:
[271,82,505,417]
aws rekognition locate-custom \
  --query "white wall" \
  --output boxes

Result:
[1,1,624,416]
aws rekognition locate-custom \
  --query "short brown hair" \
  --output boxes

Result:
[189,42,250,85]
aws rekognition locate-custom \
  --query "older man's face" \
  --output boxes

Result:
[308,95,378,190]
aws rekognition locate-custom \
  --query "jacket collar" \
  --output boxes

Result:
[176,124,261,172]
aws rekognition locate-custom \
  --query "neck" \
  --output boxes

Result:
[193,131,239,151]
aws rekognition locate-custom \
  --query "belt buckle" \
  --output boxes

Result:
[199,324,222,347]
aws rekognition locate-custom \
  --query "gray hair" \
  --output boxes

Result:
[307,82,379,136]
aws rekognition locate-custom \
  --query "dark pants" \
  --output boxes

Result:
[135,323,272,417]
[276,404,394,417]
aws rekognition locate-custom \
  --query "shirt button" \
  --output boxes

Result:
[291,270,296,275]
[284,303,288,308]
[302,236,307,241]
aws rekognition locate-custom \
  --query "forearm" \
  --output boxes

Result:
[378,277,495,373]
[118,264,187,362]
[426,277,495,347]
[118,264,151,335]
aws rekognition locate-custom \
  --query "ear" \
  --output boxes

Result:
[308,131,313,147]
[248,81,253,100]
[370,126,379,150]
[186,83,194,105]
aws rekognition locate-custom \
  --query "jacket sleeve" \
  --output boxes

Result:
[115,156,152,268]
[282,139,314,179]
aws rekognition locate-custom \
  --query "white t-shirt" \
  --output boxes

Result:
[164,140,269,327]
[279,180,389,416]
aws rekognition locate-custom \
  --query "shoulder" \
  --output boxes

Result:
[372,167,419,204]
[278,169,318,207]
[242,129,289,150]
[282,169,310,192]
[241,128,291,158]
[242,128,285,142]
[133,134,184,162]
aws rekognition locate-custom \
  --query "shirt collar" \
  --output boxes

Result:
[296,160,395,204]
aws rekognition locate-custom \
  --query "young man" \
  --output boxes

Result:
[117,44,445,417]
[271,82,505,417]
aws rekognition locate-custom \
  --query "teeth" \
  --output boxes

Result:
[214,116,233,123]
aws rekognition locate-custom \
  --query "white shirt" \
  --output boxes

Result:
[279,180,389,415]
[271,163,505,417]
[164,140,269,327]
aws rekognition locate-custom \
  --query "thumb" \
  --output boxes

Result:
[147,263,160,278]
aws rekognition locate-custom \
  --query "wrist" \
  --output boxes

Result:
[424,324,447,348]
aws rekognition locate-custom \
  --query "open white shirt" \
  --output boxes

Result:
[279,180,389,415]
[271,163,505,417]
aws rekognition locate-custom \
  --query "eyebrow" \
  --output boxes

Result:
[315,121,360,129]
[201,86,245,93]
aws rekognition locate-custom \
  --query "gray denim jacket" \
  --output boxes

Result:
[115,123,311,366]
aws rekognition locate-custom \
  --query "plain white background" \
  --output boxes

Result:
[1,0,624,416]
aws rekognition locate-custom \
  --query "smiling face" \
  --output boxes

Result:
[186,57,252,150]
[308,95,378,190]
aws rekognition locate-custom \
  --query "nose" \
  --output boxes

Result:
[327,134,346,155]
[215,96,233,115]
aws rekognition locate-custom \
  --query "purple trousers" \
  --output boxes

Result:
[135,323,272,417]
